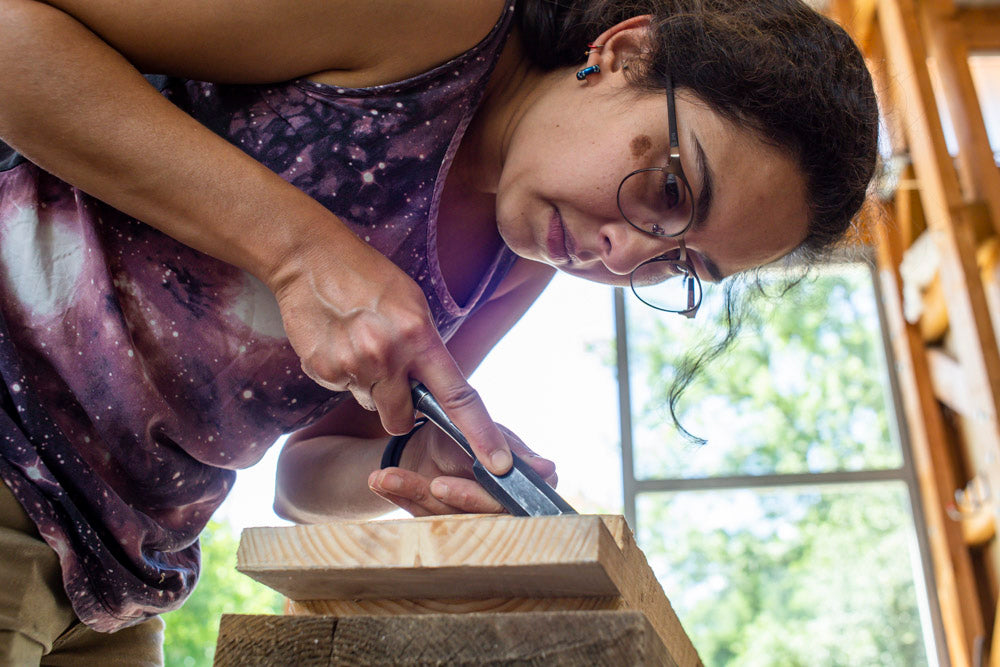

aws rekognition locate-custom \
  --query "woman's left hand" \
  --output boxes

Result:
[367,423,558,516]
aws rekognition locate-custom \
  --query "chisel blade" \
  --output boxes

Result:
[411,383,577,517]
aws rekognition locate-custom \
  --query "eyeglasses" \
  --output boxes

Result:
[616,75,702,318]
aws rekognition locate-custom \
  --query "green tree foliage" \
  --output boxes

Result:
[161,520,283,666]
[627,267,929,665]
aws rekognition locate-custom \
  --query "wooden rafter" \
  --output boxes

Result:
[878,0,1000,510]
[956,6,1000,51]
[876,215,984,667]
[919,1,1000,240]
[868,0,1000,662]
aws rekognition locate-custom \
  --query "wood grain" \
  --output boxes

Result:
[598,516,701,667]
[878,1,996,661]
[215,612,677,666]
[288,596,624,616]
[238,514,621,601]
[237,514,701,665]
[214,614,336,666]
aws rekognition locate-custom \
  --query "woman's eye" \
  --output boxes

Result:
[662,174,681,210]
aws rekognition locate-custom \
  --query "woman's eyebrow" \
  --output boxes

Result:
[691,134,724,282]
[692,136,714,230]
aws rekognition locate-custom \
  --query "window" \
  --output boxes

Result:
[616,264,940,665]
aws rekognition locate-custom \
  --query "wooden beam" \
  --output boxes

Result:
[879,0,1000,533]
[215,615,337,666]
[919,3,1000,239]
[981,237,1000,350]
[214,611,677,666]
[920,275,949,342]
[875,208,984,666]
[894,165,928,252]
[916,214,1000,344]
[237,514,700,667]
[827,0,880,50]
[956,7,1000,51]
[855,0,880,50]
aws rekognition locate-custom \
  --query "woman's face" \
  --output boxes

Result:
[494,73,811,287]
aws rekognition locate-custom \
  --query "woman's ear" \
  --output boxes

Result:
[583,15,652,76]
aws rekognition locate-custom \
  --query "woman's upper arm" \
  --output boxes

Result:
[32,0,509,83]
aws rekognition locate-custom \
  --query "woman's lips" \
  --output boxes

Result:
[546,208,578,265]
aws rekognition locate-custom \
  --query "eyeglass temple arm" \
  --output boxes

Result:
[683,274,697,318]
[665,75,679,158]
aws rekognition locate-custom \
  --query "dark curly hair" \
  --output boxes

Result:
[515,0,880,442]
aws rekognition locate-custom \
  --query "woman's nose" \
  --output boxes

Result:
[598,221,671,275]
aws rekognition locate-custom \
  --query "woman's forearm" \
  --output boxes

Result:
[0,0,362,289]
[274,435,395,523]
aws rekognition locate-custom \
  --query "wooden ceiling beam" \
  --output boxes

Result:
[875,213,984,667]
[826,0,880,50]
[878,0,1000,660]
[956,6,1000,51]
[919,2,1000,239]
[879,0,1000,462]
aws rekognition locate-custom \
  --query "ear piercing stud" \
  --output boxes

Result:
[576,65,601,81]
[585,43,604,56]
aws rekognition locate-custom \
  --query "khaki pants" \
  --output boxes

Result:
[0,481,164,666]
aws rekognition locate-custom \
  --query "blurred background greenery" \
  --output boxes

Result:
[161,520,282,667]
[626,266,929,665]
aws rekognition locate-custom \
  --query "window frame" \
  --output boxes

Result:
[611,260,948,664]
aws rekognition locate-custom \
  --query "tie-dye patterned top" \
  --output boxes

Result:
[0,2,517,632]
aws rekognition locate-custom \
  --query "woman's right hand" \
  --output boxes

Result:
[368,422,558,517]
[269,236,515,476]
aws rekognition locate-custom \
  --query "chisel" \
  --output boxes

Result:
[392,382,577,517]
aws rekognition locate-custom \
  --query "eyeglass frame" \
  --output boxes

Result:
[615,74,702,319]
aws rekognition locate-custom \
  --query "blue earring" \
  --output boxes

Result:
[575,65,601,81]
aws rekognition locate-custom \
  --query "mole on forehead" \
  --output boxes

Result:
[630,134,653,159]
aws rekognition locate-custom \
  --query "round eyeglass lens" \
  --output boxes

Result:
[617,167,694,237]
[630,258,703,313]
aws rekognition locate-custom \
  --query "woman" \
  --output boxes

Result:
[0,0,877,662]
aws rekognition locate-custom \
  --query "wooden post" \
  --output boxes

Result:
[879,0,1000,531]
[215,515,702,666]
[876,206,985,667]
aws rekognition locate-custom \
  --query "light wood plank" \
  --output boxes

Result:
[238,514,620,600]
[598,515,701,667]
[237,514,701,666]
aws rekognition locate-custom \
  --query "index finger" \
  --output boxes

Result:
[411,351,512,476]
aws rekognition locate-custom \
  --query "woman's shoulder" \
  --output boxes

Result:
[306,0,513,88]
[35,0,510,86]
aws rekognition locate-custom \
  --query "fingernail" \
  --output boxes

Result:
[367,471,380,488]
[430,480,449,498]
[491,450,512,472]
[381,473,403,492]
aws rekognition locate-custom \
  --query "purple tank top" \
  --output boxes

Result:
[0,1,516,631]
